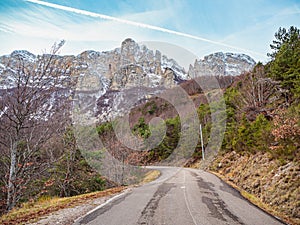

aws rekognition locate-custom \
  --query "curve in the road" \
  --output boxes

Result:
[74,167,286,225]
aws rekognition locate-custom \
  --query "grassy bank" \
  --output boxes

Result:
[0,187,126,225]
[0,169,160,225]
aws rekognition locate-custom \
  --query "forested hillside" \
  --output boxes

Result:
[97,26,300,224]
[208,26,300,224]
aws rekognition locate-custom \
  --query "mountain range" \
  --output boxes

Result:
[0,38,256,122]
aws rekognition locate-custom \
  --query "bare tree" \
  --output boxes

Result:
[233,65,280,119]
[0,41,73,211]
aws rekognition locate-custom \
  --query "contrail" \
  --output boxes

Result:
[0,24,15,34]
[26,0,265,57]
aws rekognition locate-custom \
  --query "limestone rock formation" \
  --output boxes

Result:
[188,52,256,78]
[0,39,257,122]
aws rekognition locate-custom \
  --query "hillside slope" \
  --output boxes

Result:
[205,27,300,225]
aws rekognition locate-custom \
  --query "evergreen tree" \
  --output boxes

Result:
[268,26,300,97]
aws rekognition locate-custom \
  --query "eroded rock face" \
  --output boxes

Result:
[188,52,256,78]
[0,39,189,123]
[109,38,187,90]
[0,40,257,92]
[0,39,187,90]
[73,38,188,91]
[0,39,256,123]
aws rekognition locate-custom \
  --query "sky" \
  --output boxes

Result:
[0,0,299,68]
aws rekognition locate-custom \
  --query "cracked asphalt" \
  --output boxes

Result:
[74,167,285,225]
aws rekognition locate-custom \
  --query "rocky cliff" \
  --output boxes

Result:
[188,52,256,77]
[0,39,257,91]
[0,38,187,90]
[0,39,256,122]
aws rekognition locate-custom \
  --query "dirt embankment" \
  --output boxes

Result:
[210,151,300,225]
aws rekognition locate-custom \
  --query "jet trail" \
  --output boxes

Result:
[0,24,15,34]
[26,0,265,57]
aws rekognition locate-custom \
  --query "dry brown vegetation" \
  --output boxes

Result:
[0,186,125,225]
[210,151,299,225]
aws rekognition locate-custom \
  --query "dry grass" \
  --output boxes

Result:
[210,171,298,225]
[186,160,201,169]
[140,170,161,184]
[0,186,126,225]
[0,169,161,225]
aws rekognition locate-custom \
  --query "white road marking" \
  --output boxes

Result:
[183,169,198,225]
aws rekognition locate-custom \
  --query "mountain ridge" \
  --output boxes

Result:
[0,39,256,122]
[0,38,256,90]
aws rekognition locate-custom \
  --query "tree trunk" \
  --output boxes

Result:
[6,142,17,211]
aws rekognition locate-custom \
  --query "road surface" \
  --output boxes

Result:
[74,167,285,225]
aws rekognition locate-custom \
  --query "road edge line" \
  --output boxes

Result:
[73,188,131,224]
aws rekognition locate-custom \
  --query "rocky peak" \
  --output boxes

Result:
[0,40,257,122]
[0,39,190,122]
[188,52,256,77]
[69,38,187,91]
[11,50,36,62]
[108,39,187,90]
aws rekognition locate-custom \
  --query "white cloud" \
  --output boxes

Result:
[23,0,265,56]
[1,0,298,64]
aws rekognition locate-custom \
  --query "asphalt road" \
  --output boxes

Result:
[74,166,285,225]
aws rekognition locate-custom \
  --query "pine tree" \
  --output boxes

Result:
[268,26,300,97]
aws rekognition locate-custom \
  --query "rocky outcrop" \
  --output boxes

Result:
[0,40,257,91]
[0,38,188,91]
[0,39,190,123]
[188,52,256,77]
[0,39,257,123]
[109,38,187,90]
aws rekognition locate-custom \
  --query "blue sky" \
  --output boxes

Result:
[0,0,299,67]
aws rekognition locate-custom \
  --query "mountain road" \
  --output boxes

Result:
[74,166,285,225]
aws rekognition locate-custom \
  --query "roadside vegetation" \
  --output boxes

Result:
[0,26,298,224]
[0,187,125,225]
[208,26,300,225]
[0,169,159,224]
[0,43,112,215]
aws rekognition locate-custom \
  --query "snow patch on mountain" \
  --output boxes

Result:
[188,52,256,77]
[11,50,36,62]
[0,39,257,123]
[162,55,188,81]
